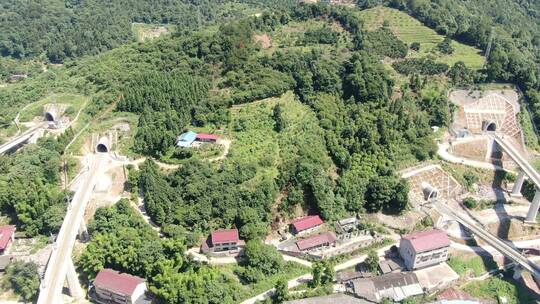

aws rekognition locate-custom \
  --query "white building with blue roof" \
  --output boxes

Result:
[177,131,197,147]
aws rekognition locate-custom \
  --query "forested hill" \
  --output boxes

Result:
[360,0,540,139]
[0,0,295,62]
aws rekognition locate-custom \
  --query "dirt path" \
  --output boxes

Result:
[210,139,231,161]
[132,197,162,234]
[130,157,180,170]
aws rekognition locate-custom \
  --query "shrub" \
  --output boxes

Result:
[437,37,454,54]
[463,197,478,209]
[463,171,479,190]
[365,27,408,59]
[410,42,421,51]
[392,58,449,75]
[364,250,379,273]
[303,25,339,45]
[4,262,40,302]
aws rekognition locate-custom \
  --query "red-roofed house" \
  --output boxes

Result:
[91,269,149,304]
[291,215,324,235]
[399,229,450,270]
[296,232,337,252]
[201,229,243,254]
[0,225,16,255]
[196,133,220,143]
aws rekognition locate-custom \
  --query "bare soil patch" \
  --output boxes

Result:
[254,33,272,49]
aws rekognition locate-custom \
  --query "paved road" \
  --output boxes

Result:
[437,141,507,171]
[435,201,540,277]
[37,154,107,304]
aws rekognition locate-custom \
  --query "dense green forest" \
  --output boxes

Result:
[0,138,69,236]
[0,0,296,63]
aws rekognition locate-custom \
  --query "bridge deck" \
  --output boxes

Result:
[491,134,540,188]
[435,201,540,278]
[37,154,107,304]
[0,125,43,154]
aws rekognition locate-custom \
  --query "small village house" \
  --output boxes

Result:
[201,229,242,253]
[0,225,16,255]
[91,269,150,304]
[399,229,450,270]
[296,231,337,252]
[291,215,324,235]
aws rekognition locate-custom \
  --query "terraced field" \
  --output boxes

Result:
[358,6,485,69]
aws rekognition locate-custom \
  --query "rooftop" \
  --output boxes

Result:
[292,215,324,233]
[296,231,337,251]
[211,229,239,245]
[177,131,197,147]
[196,133,219,141]
[0,225,16,251]
[93,269,145,296]
[402,229,450,253]
[350,272,423,302]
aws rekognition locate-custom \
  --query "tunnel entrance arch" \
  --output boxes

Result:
[44,112,55,122]
[483,120,497,132]
[96,144,108,153]
[421,182,439,202]
[95,136,110,153]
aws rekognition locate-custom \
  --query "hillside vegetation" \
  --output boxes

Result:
[1,1,540,303]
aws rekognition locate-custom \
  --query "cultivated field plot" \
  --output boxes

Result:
[358,7,485,69]
[132,23,175,42]
[260,19,352,56]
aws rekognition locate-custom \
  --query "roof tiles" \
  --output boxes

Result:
[292,215,324,233]
[93,269,145,296]
[296,232,337,251]
[211,229,239,245]
[402,229,450,253]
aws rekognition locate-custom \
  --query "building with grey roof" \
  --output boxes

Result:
[347,272,423,303]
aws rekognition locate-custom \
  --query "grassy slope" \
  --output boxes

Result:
[358,6,485,69]
[462,274,539,303]
[220,262,310,301]
[18,93,88,122]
